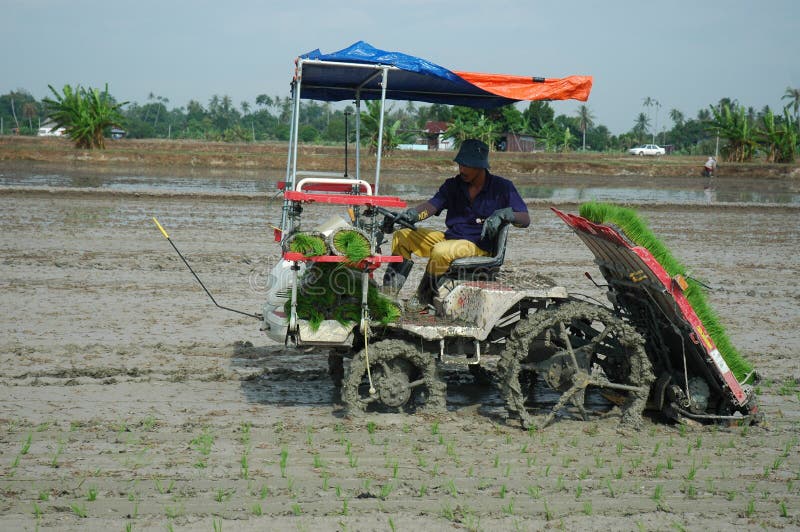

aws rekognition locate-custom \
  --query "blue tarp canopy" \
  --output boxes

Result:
[296,41,591,109]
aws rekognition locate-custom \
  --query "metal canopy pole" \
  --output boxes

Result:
[354,96,361,184]
[373,67,389,196]
[280,79,299,233]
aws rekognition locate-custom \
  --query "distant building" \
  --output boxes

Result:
[424,121,453,151]
[37,121,66,137]
[110,128,127,140]
[499,132,537,152]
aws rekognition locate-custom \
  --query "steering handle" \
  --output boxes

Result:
[375,206,417,230]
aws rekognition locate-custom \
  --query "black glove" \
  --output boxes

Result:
[395,207,419,227]
[481,207,515,241]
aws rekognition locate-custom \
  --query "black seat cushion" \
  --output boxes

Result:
[444,223,510,281]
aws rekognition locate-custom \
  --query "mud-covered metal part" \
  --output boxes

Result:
[497,301,654,429]
[341,339,446,415]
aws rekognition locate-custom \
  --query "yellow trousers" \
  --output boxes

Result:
[392,228,490,276]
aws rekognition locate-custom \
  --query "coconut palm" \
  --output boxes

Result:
[43,84,127,149]
[642,97,660,143]
[632,113,650,144]
[782,86,800,130]
[669,108,684,127]
[575,105,594,150]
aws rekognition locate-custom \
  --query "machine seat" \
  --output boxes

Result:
[443,223,510,281]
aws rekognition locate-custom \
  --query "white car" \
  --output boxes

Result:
[628,144,665,156]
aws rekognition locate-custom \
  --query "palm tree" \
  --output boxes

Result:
[782,86,800,130]
[642,97,660,143]
[575,105,594,151]
[669,108,684,127]
[632,113,650,144]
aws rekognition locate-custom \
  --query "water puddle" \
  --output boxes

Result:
[1,165,798,204]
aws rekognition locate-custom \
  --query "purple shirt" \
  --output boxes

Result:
[429,172,528,251]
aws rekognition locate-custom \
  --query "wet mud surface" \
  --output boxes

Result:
[1,183,799,530]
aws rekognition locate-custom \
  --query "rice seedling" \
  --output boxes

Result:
[32,502,42,519]
[416,452,427,468]
[259,485,270,499]
[379,483,393,499]
[214,488,234,503]
[213,517,222,531]
[312,453,324,469]
[686,459,698,481]
[20,432,32,455]
[493,454,500,468]
[616,442,623,456]
[291,502,302,516]
[528,485,541,499]
[446,479,457,497]
[543,499,553,521]
[367,420,377,434]
[575,483,583,499]
[779,500,788,518]
[241,450,250,479]
[418,483,428,497]
[339,498,349,516]
[251,503,262,516]
[70,502,87,518]
[348,453,358,468]
[744,498,755,517]
[556,474,565,492]
[606,479,616,498]
[583,500,593,515]
[392,459,399,479]
[504,464,511,477]
[141,415,157,432]
[279,446,288,477]
[165,504,181,519]
[86,486,98,501]
[154,477,174,495]
[652,484,664,505]
[499,484,507,499]
[685,483,697,500]
[38,490,49,501]
[441,502,455,521]
[613,465,623,480]
[50,437,65,468]
[503,499,515,515]
[652,442,661,457]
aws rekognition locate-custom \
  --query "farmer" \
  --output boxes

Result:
[703,156,717,178]
[383,138,530,307]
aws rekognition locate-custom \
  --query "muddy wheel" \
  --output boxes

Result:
[497,301,654,430]
[328,351,344,387]
[341,339,446,415]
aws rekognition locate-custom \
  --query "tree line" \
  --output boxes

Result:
[1,85,798,162]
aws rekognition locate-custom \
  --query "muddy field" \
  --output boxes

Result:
[1,184,799,530]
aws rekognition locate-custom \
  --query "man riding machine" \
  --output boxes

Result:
[382,139,530,309]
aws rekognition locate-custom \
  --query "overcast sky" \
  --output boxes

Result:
[3,0,798,135]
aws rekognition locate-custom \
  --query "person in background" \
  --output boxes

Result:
[382,139,530,308]
[703,155,717,178]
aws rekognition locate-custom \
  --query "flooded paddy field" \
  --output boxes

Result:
[1,165,799,530]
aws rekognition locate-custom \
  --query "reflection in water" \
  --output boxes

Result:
[1,167,798,205]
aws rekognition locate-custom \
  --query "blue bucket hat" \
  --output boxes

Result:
[454,139,490,169]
